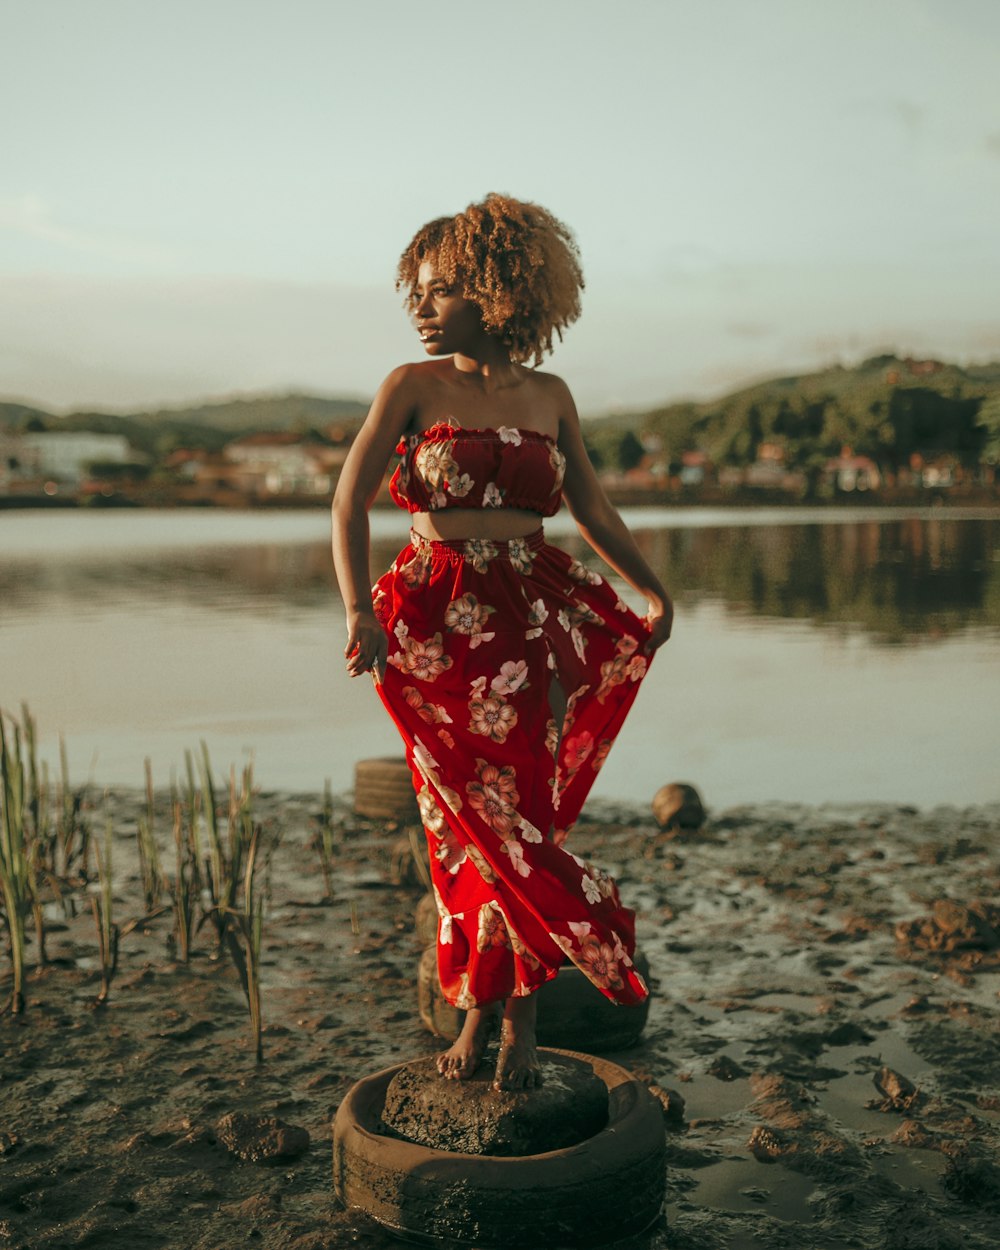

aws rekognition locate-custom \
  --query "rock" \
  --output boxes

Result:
[215,1112,310,1164]
[895,899,1000,955]
[747,1124,788,1161]
[380,1052,608,1156]
[648,1084,686,1126]
[890,1119,935,1148]
[651,783,705,833]
[708,1054,747,1081]
[870,1066,921,1112]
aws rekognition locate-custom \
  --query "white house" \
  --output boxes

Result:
[20,432,134,482]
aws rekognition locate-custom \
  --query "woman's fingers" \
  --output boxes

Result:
[344,623,386,678]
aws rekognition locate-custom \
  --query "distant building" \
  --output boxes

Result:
[223,432,348,497]
[825,447,881,492]
[20,431,135,482]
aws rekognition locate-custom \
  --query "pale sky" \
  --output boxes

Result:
[3,0,1000,415]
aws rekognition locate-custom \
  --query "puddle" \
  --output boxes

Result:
[679,1156,816,1222]
[751,992,823,1014]
[680,1075,753,1120]
[818,1072,905,1133]
[871,1146,948,1199]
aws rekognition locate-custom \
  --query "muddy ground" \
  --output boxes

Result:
[2,790,999,1250]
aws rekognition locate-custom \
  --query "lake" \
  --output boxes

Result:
[1,506,998,811]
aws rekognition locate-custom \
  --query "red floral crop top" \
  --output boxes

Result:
[388,420,566,516]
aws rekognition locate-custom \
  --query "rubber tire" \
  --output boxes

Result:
[415,892,438,946]
[354,757,420,822]
[332,1048,666,1249]
[416,945,652,1052]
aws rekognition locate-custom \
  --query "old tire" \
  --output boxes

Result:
[332,1049,666,1249]
[417,945,652,1052]
[354,756,420,822]
[415,892,438,946]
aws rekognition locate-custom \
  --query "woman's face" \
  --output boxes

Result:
[410,260,485,357]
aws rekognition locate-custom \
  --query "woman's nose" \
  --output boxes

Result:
[415,291,434,316]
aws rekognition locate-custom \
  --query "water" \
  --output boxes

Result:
[1,506,997,809]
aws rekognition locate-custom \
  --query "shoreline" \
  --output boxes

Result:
[3,789,999,1248]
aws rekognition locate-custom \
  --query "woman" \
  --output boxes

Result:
[332,193,673,1092]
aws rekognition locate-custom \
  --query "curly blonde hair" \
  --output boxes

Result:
[396,193,584,366]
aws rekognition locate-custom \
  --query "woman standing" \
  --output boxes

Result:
[332,194,673,1091]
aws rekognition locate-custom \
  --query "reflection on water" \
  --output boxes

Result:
[1,508,998,805]
[3,513,997,644]
[628,516,1000,644]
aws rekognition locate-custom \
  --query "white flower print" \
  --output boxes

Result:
[491,659,530,696]
[548,442,567,491]
[428,491,447,510]
[464,538,498,573]
[557,610,587,662]
[567,558,603,586]
[469,675,488,697]
[503,839,531,877]
[444,593,496,650]
[439,913,453,944]
[448,472,474,498]
[412,736,441,781]
[497,426,523,446]
[581,875,602,905]
[568,920,593,939]
[507,538,535,575]
[482,481,503,508]
[524,598,548,639]
[518,819,543,843]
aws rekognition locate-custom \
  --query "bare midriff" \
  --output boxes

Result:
[409,508,544,542]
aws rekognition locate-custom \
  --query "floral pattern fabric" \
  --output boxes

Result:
[389,419,566,517]
[372,522,653,1010]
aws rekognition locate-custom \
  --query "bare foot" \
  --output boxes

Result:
[436,1004,499,1081]
[493,995,542,1091]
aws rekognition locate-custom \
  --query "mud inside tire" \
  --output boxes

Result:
[332,1048,666,1249]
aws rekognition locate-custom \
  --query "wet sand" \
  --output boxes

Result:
[2,791,999,1249]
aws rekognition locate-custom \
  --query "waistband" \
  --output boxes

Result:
[408,526,546,561]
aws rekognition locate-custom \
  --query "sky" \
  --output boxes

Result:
[3,0,1000,416]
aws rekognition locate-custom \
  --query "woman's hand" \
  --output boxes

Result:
[344,610,387,682]
[644,594,674,654]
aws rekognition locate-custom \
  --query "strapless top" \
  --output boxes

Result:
[388,420,566,516]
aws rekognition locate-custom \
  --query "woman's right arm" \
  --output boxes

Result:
[331,365,418,680]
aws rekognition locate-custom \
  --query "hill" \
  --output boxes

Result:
[583,355,1000,476]
[0,392,370,457]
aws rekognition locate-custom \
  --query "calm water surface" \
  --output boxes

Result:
[1,507,997,809]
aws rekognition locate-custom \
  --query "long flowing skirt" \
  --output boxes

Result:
[371,527,653,1009]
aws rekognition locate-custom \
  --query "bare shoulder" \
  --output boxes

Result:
[522,368,577,432]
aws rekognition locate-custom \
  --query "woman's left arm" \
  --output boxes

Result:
[556,380,674,652]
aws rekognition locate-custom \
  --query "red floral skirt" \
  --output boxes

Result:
[371,527,653,1010]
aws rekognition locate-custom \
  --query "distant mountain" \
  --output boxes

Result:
[5,355,1000,472]
[0,392,370,456]
[583,355,1000,474]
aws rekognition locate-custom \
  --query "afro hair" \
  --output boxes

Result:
[396,193,584,366]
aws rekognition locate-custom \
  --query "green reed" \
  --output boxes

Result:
[136,758,162,913]
[223,821,272,1063]
[0,712,30,1014]
[45,734,91,887]
[165,788,197,963]
[91,811,119,1006]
